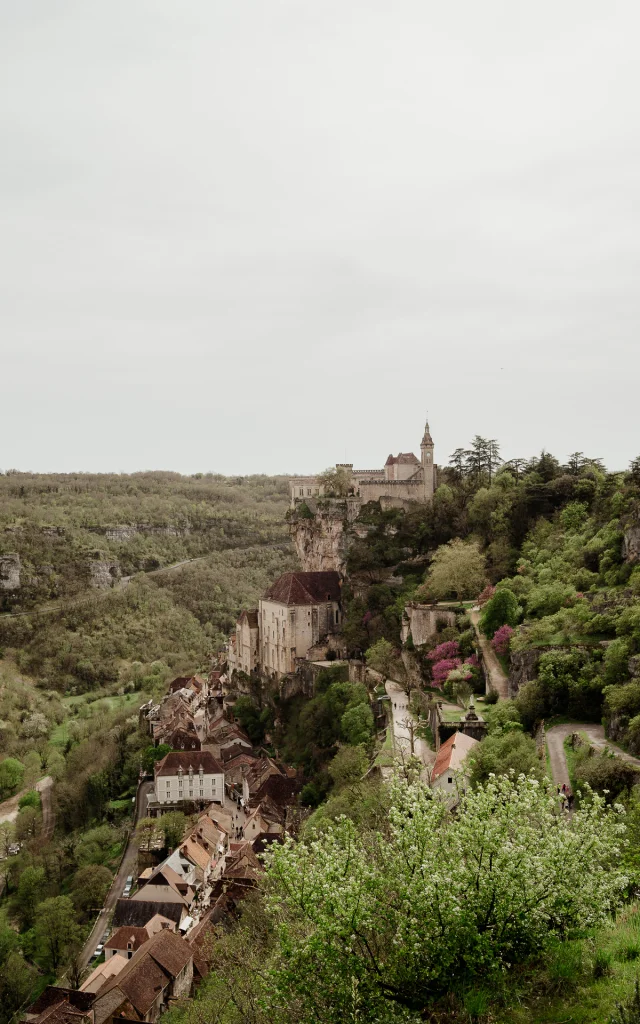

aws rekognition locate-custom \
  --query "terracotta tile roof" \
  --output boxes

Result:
[131,883,187,905]
[105,927,149,951]
[181,837,211,871]
[263,571,341,606]
[79,953,128,994]
[25,990,93,1019]
[155,751,224,776]
[145,913,176,935]
[169,675,205,693]
[95,929,193,1020]
[431,731,479,782]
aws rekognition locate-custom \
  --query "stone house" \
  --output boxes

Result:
[430,731,479,805]
[227,610,259,676]
[259,570,342,678]
[104,915,175,961]
[91,928,201,1023]
[148,751,224,814]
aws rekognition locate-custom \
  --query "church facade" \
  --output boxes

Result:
[289,420,437,508]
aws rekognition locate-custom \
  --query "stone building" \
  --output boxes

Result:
[227,610,259,676]
[259,571,342,678]
[289,419,438,509]
[148,751,225,814]
[228,571,342,681]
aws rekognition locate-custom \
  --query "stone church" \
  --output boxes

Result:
[289,419,437,508]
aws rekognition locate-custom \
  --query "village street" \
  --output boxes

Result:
[385,680,435,776]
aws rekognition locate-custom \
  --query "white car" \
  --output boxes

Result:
[91,944,104,962]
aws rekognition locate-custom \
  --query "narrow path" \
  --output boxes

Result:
[469,609,509,700]
[546,723,640,788]
[79,780,153,967]
[385,680,435,776]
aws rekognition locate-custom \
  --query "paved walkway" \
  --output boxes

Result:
[469,609,509,700]
[546,723,640,788]
[385,680,435,777]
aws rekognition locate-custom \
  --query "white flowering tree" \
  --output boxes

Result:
[263,773,626,1023]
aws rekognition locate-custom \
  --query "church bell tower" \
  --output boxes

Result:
[420,418,435,502]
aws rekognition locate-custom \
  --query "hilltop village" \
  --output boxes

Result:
[2,429,640,1023]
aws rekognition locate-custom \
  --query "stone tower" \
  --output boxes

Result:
[420,418,435,502]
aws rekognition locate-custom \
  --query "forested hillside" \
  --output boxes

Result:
[0,472,296,689]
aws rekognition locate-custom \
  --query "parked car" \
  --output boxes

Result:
[126,875,133,885]
[91,944,104,962]
[7,843,21,856]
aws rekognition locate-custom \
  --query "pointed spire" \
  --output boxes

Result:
[421,417,433,446]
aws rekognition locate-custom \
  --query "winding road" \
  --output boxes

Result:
[79,780,153,968]
[546,723,640,788]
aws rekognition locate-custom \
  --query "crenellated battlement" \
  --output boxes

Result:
[288,418,436,507]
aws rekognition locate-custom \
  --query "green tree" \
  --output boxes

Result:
[0,757,24,798]
[480,588,521,638]
[264,773,626,1019]
[469,730,543,787]
[316,466,352,498]
[603,639,631,686]
[364,638,396,683]
[0,952,37,1022]
[340,704,374,747]
[328,745,369,789]
[16,866,46,927]
[71,864,112,914]
[141,743,172,773]
[14,805,41,842]
[0,821,14,859]
[34,895,80,971]
[421,539,488,601]
[161,811,188,849]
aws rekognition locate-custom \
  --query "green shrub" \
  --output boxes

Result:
[480,589,522,638]
[18,790,40,811]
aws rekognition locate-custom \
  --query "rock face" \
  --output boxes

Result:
[623,525,640,563]
[89,559,121,589]
[0,553,21,590]
[508,649,542,697]
[289,500,362,573]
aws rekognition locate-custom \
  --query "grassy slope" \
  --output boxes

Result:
[497,907,640,1023]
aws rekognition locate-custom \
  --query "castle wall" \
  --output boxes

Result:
[359,478,425,503]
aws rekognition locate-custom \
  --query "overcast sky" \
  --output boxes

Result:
[1,1,638,476]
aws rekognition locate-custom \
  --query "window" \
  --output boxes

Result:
[447,777,453,784]
[307,488,311,496]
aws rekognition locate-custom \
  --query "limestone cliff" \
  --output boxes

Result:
[0,553,21,590]
[288,498,363,573]
[623,523,640,562]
